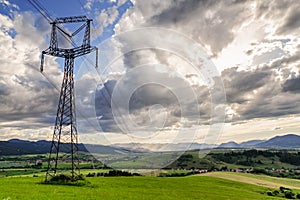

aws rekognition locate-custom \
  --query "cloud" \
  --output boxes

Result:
[85,1,132,41]
[222,64,300,122]
[0,0,19,11]
[93,5,119,38]
[255,0,300,36]
[94,65,204,132]
[92,24,228,134]
[118,0,252,56]
[84,0,94,10]
[2,0,300,143]
[222,67,271,104]
[80,0,300,141]
[0,11,62,135]
[282,77,300,93]
[279,9,300,35]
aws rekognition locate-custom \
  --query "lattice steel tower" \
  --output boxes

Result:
[41,16,98,182]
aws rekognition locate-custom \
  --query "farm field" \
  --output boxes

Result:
[201,172,300,190]
[0,175,282,200]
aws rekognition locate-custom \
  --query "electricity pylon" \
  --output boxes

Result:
[41,16,98,182]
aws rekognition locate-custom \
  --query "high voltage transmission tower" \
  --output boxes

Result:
[41,16,98,182]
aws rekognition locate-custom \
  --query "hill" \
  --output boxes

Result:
[0,139,131,155]
[240,140,265,148]
[218,141,241,149]
[215,134,300,149]
[255,134,300,149]
[201,172,300,190]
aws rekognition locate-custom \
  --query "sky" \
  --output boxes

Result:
[0,0,300,146]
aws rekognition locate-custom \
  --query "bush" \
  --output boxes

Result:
[252,168,266,174]
[50,174,72,182]
[267,187,299,199]
[267,191,273,196]
[272,190,279,196]
[86,170,141,177]
[284,191,295,199]
[45,174,88,186]
[280,186,291,192]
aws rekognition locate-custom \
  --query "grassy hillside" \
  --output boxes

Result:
[201,172,300,190]
[165,150,300,173]
[0,176,281,200]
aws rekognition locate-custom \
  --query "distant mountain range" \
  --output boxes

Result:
[0,134,299,155]
[0,139,130,156]
[218,134,300,149]
[112,143,218,152]
[116,134,300,151]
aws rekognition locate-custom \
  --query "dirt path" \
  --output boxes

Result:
[199,172,300,190]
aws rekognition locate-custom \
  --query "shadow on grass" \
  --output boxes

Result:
[38,174,94,187]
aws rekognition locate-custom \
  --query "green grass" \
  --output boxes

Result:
[0,169,43,177]
[0,176,282,200]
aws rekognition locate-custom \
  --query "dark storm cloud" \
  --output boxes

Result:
[277,5,300,34]
[0,82,9,96]
[282,77,300,93]
[150,0,211,25]
[222,67,270,104]
[255,0,300,35]
[129,84,179,110]
[267,53,300,70]
[239,92,300,120]
[150,0,247,25]
[123,50,148,69]
[93,65,213,132]
[255,0,290,19]
[95,80,115,120]
[222,64,300,122]
[0,72,58,124]
[142,0,250,55]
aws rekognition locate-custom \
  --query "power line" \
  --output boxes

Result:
[27,0,52,22]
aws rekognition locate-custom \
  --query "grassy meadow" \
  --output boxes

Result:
[0,175,282,200]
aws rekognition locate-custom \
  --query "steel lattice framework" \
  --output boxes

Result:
[41,16,98,182]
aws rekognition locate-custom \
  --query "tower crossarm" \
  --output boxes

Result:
[42,46,98,58]
[53,16,90,24]
[40,16,98,72]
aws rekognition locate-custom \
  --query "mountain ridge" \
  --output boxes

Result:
[0,134,299,155]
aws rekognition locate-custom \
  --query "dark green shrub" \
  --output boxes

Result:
[267,191,273,196]
[50,174,72,182]
[284,191,295,199]
[272,190,279,196]
[47,174,86,185]
[280,186,291,192]
[86,170,141,177]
